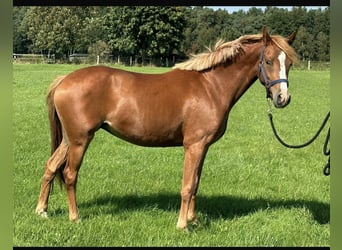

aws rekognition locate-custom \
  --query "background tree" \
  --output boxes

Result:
[22,7,100,58]
[75,7,109,53]
[88,40,111,64]
[264,7,293,35]
[315,31,329,61]
[104,6,186,64]
[13,6,30,53]
[293,25,315,61]
[13,6,330,64]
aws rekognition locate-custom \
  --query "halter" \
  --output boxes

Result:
[258,45,289,98]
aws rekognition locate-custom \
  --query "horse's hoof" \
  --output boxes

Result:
[176,222,189,231]
[70,217,81,223]
[176,226,189,232]
[36,209,48,218]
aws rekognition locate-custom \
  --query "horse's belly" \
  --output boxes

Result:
[101,120,183,147]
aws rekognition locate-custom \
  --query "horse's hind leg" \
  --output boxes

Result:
[36,141,69,217]
[63,134,93,222]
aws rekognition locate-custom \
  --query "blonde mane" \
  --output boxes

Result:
[173,34,299,71]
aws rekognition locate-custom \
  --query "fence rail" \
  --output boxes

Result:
[13,53,56,64]
[13,53,184,67]
[13,53,330,70]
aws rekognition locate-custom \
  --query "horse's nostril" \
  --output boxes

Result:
[277,93,283,102]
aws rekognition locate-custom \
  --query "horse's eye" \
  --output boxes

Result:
[265,60,272,66]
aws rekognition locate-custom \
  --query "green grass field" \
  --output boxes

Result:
[13,64,330,247]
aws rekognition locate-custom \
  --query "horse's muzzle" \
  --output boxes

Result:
[273,93,291,108]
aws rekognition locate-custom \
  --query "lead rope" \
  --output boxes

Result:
[267,99,330,175]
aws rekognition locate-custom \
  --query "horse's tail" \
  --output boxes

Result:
[46,75,68,185]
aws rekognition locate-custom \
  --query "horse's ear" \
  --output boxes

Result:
[287,31,296,45]
[262,26,271,45]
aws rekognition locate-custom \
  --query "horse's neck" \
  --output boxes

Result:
[204,42,263,108]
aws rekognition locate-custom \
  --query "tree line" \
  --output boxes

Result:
[13,6,330,65]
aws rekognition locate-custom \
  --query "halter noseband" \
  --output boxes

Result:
[258,45,289,98]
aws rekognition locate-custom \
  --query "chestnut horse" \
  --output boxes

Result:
[36,26,298,229]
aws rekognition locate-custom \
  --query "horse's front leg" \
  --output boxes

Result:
[187,153,206,225]
[176,140,208,230]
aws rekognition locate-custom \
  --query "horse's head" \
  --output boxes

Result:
[258,26,297,108]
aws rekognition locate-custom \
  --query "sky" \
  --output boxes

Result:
[209,6,329,13]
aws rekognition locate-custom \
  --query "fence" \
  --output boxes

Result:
[13,53,183,67]
[13,53,330,70]
[293,60,330,71]
[13,53,56,64]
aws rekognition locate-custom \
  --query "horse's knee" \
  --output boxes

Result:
[180,185,194,200]
[42,168,55,183]
[180,193,191,206]
[63,168,78,187]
